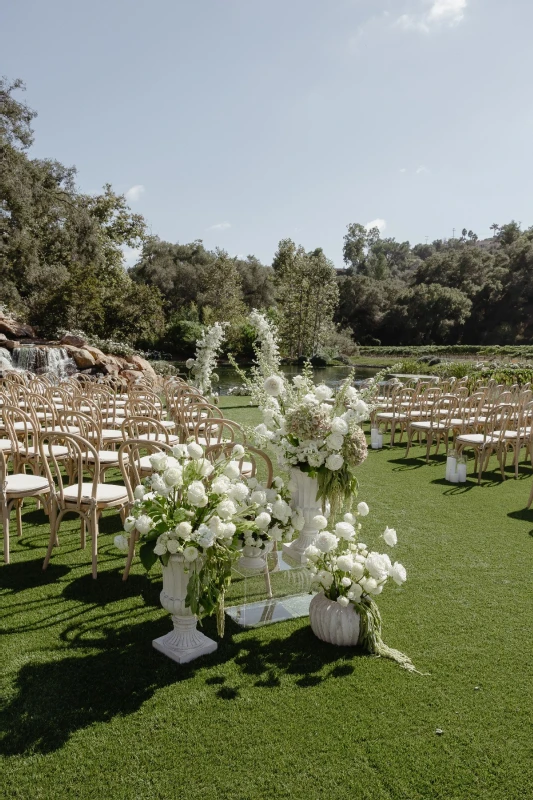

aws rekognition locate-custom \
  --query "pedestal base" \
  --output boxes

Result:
[282,536,316,565]
[238,554,268,570]
[152,617,218,664]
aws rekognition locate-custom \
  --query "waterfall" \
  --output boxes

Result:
[12,346,76,378]
[0,347,15,372]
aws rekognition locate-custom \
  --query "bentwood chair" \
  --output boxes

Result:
[41,432,129,579]
[456,405,514,484]
[1,447,51,563]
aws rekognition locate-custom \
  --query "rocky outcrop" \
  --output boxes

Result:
[0,315,35,338]
[60,333,88,348]
[125,354,157,379]
[71,348,96,370]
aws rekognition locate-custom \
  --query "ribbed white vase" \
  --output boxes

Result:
[282,468,325,565]
[152,554,217,664]
[309,591,361,646]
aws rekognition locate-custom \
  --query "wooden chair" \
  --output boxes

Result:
[456,405,514,484]
[1,447,51,563]
[41,432,129,578]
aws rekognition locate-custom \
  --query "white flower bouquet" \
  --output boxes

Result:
[114,442,294,633]
[253,364,370,515]
[305,503,417,671]
[185,321,227,396]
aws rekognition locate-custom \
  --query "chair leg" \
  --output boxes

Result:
[43,508,59,571]
[16,500,23,538]
[527,479,533,509]
[80,518,86,549]
[122,531,138,582]
[90,508,99,580]
[390,421,397,447]
[2,505,10,564]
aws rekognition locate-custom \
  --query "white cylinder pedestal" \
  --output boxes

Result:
[152,554,217,664]
[282,468,325,565]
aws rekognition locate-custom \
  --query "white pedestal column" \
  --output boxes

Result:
[152,554,217,664]
[282,468,325,565]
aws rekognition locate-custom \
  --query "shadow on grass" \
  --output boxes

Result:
[0,615,363,756]
[0,558,71,592]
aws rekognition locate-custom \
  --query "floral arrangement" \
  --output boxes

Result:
[228,309,281,406]
[305,502,417,671]
[114,442,296,634]
[185,321,227,396]
[253,364,370,516]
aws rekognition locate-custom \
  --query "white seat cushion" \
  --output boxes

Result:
[101,429,122,439]
[411,421,449,431]
[138,433,180,444]
[0,439,11,451]
[62,482,128,504]
[6,473,50,494]
[376,412,406,420]
[19,444,69,457]
[456,434,499,445]
[85,450,123,464]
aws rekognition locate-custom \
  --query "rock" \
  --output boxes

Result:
[1,339,18,351]
[60,333,88,348]
[71,348,96,370]
[0,315,36,338]
[84,345,106,361]
[0,334,7,343]
[125,355,157,379]
[120,369,145,383]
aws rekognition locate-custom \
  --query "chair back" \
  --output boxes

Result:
[118,439,175,503]
[39,432,100,507]
[205,443,273,486]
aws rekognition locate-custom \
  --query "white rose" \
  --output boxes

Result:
[383,527,397,547]
[344,386,358,400]
[293,375,305,388]
[344,512,356,525]
[219,522,236,539]
[114,534,129,552]
[272,499,291,523]
[211,475,231,495]
[353,399,369,418]
[390,562,407,585]
[149,453,168,472]
[348,583,363,602]
[172,444,188,458]
[187,481,208,507]
[250,490,267,505]
[166,538,180,554]
[316,531,338,553]
[351,562,365,581]
[340,576,352,588]
[331,417,349,435]
[272,476,284,489]
[255,511,271,530]
[264,375,284,397]
[224,461,242,480]
[227,482,249,502]
[217,499,237,520]
[312,514,328,530]
[197,458,214,478]
[270,525,284,542]
[232,444,245,457]
[305,544,321,562]
[164,468,182,487]
[326,433,344,451]
[317,569,334,590]
[175,521,192,538]
[247,477,258,489]
[314,384,333,401]
[135,515,154,535]
[360,576,378,594]
[337,595,350,607]
[291,510,305,531]
[185,358,195,369]
[365,552,390,581]
[154,541,167,556]
[337,554,354,572]
[133,485,145,500]
[187,442,204,460]
[357,501,370,517]
[124,516,136,533]
[197,524,216,549]
[183,545,199,562]
[335,522,355,541]
[325,453,344,471]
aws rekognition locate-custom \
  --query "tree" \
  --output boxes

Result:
[273,239,339,358]
[381,284,472,344]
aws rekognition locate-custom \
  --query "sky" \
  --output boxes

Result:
[3,0,533,268]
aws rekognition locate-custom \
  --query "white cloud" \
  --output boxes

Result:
[122,246,142,269]
[416,165,430,174]
[209,221,231,231]
[125,184,145,202]
[396,0,467,33]
[365,218,387,232]
[399,167,407,173]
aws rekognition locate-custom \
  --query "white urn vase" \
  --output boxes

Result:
[309,591,361,646]
[282,468,326,565]
[238,540,274,570]
[152,554,217,664]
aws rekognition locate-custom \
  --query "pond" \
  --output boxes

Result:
[175,364,382,395]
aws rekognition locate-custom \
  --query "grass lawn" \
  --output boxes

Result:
[1,396,532,799]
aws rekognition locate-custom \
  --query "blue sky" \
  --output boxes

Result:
[3,0,533,267]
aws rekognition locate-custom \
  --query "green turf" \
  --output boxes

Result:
[1,400,532,799]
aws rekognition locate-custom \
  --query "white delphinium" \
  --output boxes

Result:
[187,321,227,395]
